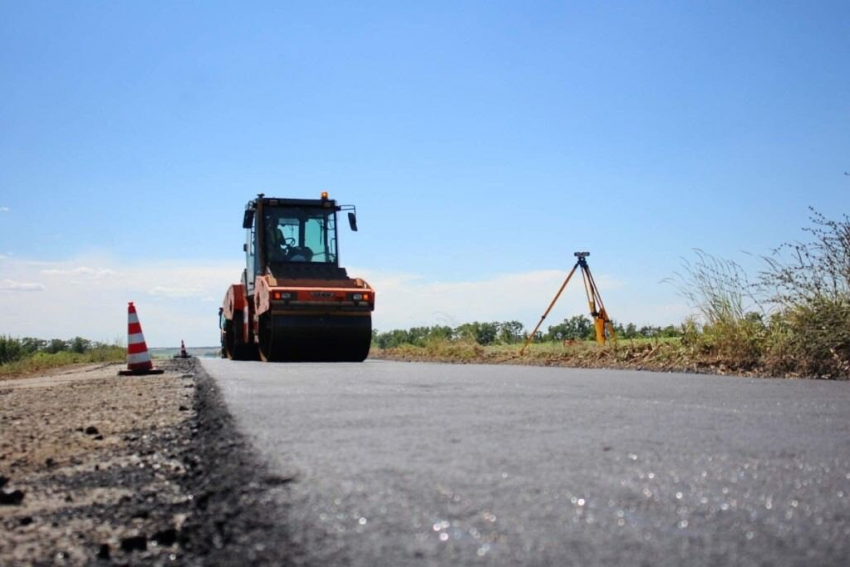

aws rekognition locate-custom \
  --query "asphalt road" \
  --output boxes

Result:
[200,359,850,566]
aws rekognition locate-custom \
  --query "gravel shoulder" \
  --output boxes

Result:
[0,358,295,566]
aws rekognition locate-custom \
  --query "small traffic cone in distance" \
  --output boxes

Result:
[119,302,164,376]
[178,340,190,359]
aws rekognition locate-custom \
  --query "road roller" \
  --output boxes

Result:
[219,193,375,362]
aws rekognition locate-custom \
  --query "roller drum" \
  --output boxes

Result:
[259,313,372,362]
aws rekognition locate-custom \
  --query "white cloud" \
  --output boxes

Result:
[0,253,693,347]
[149,285,208,299]
[0,207,9,213]
[41,267,117,278]
[0,254,240,346]
[0,279,45,292]
[356,268,627,332]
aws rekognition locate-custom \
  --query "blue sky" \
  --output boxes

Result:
[1,1,848,346]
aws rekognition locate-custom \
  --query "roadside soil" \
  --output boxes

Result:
[0,358,296,566]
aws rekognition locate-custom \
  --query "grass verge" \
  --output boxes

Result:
[369,337,844,379]
[0,346,125,378]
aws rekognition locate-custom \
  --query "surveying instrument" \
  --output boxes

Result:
[520,252,616,355]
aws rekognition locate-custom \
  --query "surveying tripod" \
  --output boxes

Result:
[520,252,616,355]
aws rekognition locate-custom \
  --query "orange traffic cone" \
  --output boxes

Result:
[118,302,164,376]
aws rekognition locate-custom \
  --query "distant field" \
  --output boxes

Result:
[149,347,221,359]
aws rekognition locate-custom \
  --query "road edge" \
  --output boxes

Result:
[178,359,301,566]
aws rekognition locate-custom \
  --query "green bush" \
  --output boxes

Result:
[760,210,850,378]
[0,335,25,365]
[766,297,850,378]
[673,209,849,378]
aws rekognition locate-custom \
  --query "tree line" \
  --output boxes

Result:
[371,316,681,349]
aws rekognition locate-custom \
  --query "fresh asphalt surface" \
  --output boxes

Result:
[200,359,850,566]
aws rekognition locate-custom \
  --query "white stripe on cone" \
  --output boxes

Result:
[128,333,145,344]
[129,313,140,324]
[128,352,153,365]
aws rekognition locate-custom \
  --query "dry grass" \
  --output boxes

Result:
[0,346,126,378]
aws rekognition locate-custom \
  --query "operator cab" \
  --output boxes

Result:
[265,206,337,264]
[241,193,358,293]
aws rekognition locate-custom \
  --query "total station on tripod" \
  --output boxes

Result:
[520,251,616,354]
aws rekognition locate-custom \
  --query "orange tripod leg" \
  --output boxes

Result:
[520,263,578,355]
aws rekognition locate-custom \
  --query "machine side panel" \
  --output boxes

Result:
[255,276,272,316]
[222,284,246,320]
